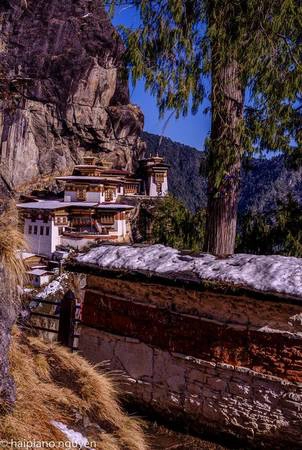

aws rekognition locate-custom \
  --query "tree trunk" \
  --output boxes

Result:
[204,56,244,256]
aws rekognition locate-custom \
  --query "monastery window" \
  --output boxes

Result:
[125,184,138,194]
[105,189,115,201]
[153,173,165,184]
[46,226,50,236]
[54,216,67,226]
[99,213,114,225]
[58,227,64,236]
[34,226,38,235]
[71,217,92,227]
[76,189,87,201]
[40,226,44,236]
[28,225,32,235]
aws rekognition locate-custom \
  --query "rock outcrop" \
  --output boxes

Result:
[0,0,144,197]
[0,204,22,412]
[0,268,18,412]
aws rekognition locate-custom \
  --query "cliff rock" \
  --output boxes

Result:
[0,0,144,197]
[0,267,17,412]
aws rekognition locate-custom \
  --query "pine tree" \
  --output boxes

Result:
[237,195,302,256]
[152,195,206,251]
[107,0,302,255]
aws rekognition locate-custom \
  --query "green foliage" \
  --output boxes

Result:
[151,195,206,251]
[107,0,302,158]
[107,0,302,253]
[237,195,302,257]
[107,0,206,117]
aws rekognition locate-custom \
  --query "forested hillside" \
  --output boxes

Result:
[143,132,302,214]
[142,132,207,211]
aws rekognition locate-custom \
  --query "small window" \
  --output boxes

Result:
[45,226,50,236]
[40,226,44,235]
[58,227,64,236]
[34,226,38,235]
[28,225,32,235]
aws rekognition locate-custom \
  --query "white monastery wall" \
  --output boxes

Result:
[86,191,102,202]
[51,221,62,255]
[64,190,103,202]
[161,177,168,196]
[149,177,158,197]
[148,175,168,197]
[64,191,77,202]
[24,218,53,257]
[116,219,126,237]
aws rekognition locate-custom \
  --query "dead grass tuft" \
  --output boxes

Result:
[0,202,25,286]
[0,329,148,450]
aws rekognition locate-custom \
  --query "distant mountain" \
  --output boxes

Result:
[239,157,302,214]
[143,131,302,213]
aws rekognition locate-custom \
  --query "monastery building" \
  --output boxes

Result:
[18,156,169,258]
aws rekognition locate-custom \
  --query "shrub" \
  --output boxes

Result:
[237,195,302,257]
[152,195,206,251]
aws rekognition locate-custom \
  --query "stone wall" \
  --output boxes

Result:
[78,274,302,448]
[81,327,302,447]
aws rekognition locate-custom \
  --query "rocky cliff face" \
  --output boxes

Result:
[0,0,144,197]
[0,269,17,412]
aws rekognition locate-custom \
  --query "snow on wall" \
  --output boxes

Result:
[76,244,302,298]
[35,274,68,300]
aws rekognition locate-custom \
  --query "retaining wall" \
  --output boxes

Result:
[76,273,302,448]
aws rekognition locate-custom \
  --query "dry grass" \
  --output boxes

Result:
[0,329,148,450]
[0,202,25,286]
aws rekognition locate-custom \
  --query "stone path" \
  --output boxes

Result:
[147,423,236,450]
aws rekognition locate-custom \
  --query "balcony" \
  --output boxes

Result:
[62,226,118,240]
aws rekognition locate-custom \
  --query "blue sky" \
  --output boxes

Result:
[112,6,210,150]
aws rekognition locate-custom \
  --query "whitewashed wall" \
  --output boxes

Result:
[148,175,168,197]
[24,218,54,257]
